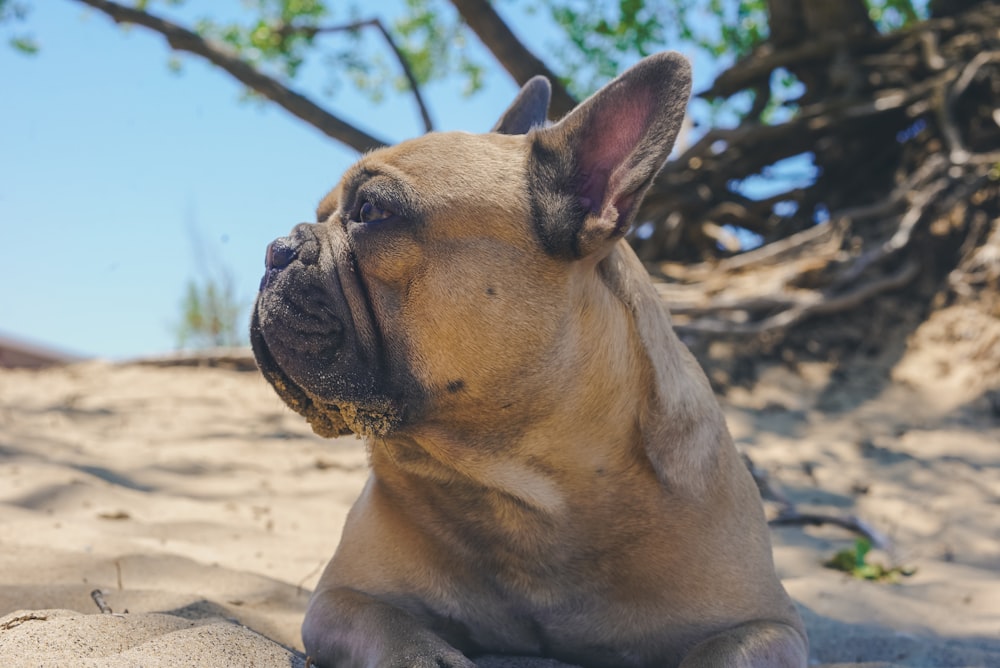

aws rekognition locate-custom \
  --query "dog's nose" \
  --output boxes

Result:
[260,238,298,291]
[259,224,323,291]
[266,238,298,271]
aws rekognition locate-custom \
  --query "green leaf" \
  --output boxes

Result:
[854,538,872,568]
[866,0,925,32]
[9,35,37,54]
[824,538,915,583]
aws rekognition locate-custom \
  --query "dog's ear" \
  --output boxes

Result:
[492,76,552,135]
[528,52,691,259]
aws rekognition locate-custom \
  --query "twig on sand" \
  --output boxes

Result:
[1,613,49,631]
[769,509,893,552]
[743,453,893,552]
[90,589,113,614]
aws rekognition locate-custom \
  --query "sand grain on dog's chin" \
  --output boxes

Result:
[304,405,353,438]
[318,399,401,439]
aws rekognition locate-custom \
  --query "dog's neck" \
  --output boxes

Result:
[368,244,725,515]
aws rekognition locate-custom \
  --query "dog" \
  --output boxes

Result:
[250,52,808,668]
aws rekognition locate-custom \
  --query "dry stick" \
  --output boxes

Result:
[675,260,918,335]
[0,613,49,631]
[742,454,892,551]
[90,589,113,614]
[666,219,842,279]
[668,294,803,317]
[769,510,893,552]
[289,19,434,133]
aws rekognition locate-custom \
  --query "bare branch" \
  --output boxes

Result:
[447,0,578,119]
[695,220,842,276]
[73,0,389,153]
[769,510,893,552]
[290,18,434,133]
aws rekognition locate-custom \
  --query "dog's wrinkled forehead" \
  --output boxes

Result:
[317,131,529,224]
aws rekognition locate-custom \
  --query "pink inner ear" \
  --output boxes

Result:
[576,86,654,213]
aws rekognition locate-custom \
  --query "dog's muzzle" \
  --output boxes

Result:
[250,222,401,437]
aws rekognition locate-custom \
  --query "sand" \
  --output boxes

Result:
[1,308,998,666]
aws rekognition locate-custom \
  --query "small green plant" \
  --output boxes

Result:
[824,539,916,583]
[173,219,249,351]
[175,272,245,350]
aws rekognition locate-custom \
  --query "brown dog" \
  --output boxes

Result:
[250,52,807,668]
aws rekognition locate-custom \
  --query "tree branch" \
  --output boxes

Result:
[73,0,389,153]
[290,18,434,133]
[702,37,846,99]
[447,0,578,119]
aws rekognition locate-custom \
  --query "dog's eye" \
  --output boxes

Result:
[357,200,394,224]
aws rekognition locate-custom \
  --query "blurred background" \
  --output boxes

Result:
[1,0,997,374]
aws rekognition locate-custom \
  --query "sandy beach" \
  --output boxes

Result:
[1,303,998,666]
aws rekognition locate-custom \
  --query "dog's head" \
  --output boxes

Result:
[251,53,691,438]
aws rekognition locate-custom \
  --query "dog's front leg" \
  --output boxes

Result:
[679,620,808,668]
[302,586,476,668]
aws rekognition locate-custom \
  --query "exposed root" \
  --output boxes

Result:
[629,2,1000,351]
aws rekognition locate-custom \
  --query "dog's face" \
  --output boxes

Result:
[252,131,570,437]
[251,54,692,439]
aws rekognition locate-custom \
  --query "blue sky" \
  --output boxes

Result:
[0,1,721,359]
